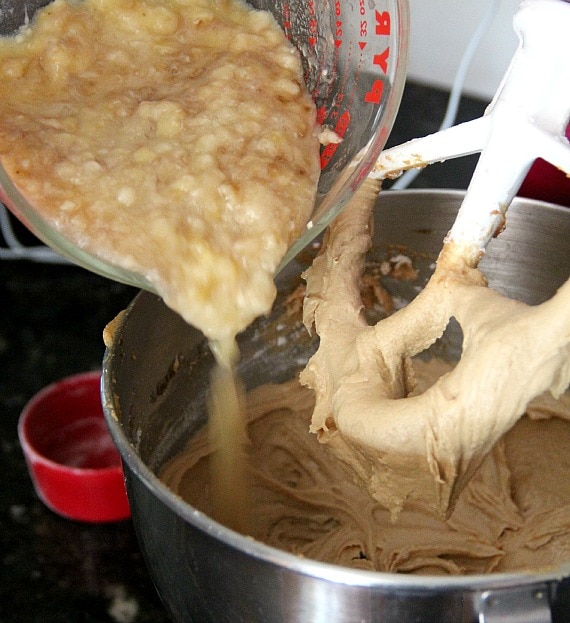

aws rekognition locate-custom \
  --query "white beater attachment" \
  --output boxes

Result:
[372,0,570,265]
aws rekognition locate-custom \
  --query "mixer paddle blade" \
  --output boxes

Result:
[372,0,570,265]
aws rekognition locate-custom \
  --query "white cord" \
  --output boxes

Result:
[391,0,501,190]
[0,202,71,264]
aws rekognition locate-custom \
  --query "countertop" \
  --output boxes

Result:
[1,82,491,623]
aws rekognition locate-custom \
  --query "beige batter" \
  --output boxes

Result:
[161,368,570,575]
[301,178,570,521]
[161,175,570,573]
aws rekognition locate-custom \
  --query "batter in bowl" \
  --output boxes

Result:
[161,180,570,573]
[161,368,570,575]
[300,179,570,520]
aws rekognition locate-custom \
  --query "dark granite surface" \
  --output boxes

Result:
[0,263,170,622]
[0,82,489,623]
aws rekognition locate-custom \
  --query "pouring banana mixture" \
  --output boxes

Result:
[0,0,320,344]
[2,0,570,575]
[0,0,321,530]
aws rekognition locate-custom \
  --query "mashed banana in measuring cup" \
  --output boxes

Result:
[0,0,321,343]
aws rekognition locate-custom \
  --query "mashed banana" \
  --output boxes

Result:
[0,0,320,343]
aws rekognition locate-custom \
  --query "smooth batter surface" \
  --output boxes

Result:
[161,365,570,575]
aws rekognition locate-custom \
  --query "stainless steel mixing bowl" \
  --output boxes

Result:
[102,190,570,623]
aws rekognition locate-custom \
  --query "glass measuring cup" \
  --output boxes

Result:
[0,0,409,288]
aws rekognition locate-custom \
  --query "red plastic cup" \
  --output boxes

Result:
[18,371,130,522]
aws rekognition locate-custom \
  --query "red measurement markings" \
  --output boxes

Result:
[335,23,343,47]
[307,0,317,47]
[374,9,391,35]
[320,111,350,169]
[359,0,368,45]
[282,3,291,37]
[334,0,343,48]
[364,10,391,105]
